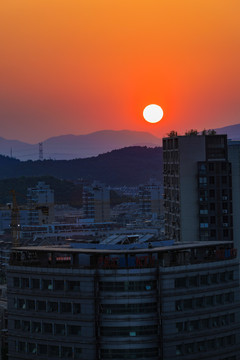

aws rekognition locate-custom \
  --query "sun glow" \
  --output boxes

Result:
[143,104,163,123]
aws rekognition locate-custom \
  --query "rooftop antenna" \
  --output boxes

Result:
[39,142,43,161]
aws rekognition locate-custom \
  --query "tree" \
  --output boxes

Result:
[207,129,216,135]
[185,129,198,136]
[167,130,178,137]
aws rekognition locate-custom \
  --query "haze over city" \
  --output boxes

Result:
[0,0,240,143]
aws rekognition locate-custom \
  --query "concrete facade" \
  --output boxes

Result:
[7,242,240,360]
[163,135,233,243]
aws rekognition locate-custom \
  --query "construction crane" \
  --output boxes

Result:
[10,190,20,247]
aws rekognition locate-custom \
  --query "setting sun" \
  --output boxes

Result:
[143,104,164,123]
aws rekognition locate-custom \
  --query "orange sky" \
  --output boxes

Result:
[0,0,240,143]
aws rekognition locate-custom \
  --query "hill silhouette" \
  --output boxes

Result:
[0,146,163,186]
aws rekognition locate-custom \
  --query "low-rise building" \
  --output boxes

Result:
[7,241,240,360]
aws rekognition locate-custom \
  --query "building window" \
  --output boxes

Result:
[14,320,21,329]
[200,223,208,228]
[183,299,193,310]
[185,343,194,354]
[42,279,53,290]
[210,229,216,237]
[210,216,215,224]
[38,344,48,355]
[22,321,30,332]
[60,302,72,313]
[74,348,82,358]
[209,189,215,198]
[200,274,208,285]
[199,177,207,184]
[32,279,40,289]
[48,301,58,312]
[32,322,41,333]
[176,345,183,356]
[175,277,186,288]
[43,323,52,334]
[18,299,26,310]
[37,300,46,311]
[176,322,184,333]
[62,347,72,358]
[67,281,80,291]
[49,346,59,356]
[13,277,20,288]
[55,324,66,335]
[209,176,215,185]
[210,203,215,211]
[54,280,64,291]
[209,163,214,171]
[21,278,30,288]
[18,341,26,353]
[206,296,214,306]
[216,294,223,305]
[68,325,81,335]
[28,343,37,355]
[189,276,198,287]
[27,299,35,310]
[73,303,81,314]
[101,325,157,337]
[210,273,218,284]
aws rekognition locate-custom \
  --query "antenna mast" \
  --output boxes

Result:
[39,142,43,161]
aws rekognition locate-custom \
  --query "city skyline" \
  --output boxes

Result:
[0,0,240,142]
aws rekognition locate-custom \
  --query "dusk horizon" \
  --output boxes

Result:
[1,1,240,142]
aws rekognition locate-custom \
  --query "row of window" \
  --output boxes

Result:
[175,271,234,288]
[176,292,234,311]
[99,280,156,292]
[13,298,81,314]
[101,347,158,359]
[176,313,235,333]
[101,325,158,337]
[101,302,157,315]
[176,335,235,356]
[13,277,81,292]
[13,278,157,293]
[16,342,81,358]
[14,320,81,336]
[199,176,231,185]
[199,189,231,201]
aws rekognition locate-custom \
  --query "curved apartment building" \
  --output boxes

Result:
[7,241,240,360]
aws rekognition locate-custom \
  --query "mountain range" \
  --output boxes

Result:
[1,124,239,161]
[0,130,161,161]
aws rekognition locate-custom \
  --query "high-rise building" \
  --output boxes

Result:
[83,182,110,223]
[27,182,55,225]
[139,181,163,219]
[7,241,240,360]
[163,135,233,242]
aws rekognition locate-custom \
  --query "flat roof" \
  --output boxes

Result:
[12,241,234,255]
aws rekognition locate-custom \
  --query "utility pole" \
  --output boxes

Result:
[39,142,43,161]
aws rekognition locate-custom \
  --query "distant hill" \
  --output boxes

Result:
[215,124,240,140]
[0,146,163,186]
[0,130,161,160]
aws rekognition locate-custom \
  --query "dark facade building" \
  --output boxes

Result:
[163,135,233,242]
[7,241,240,360]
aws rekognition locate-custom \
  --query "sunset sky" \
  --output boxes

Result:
[0,0,240,143]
